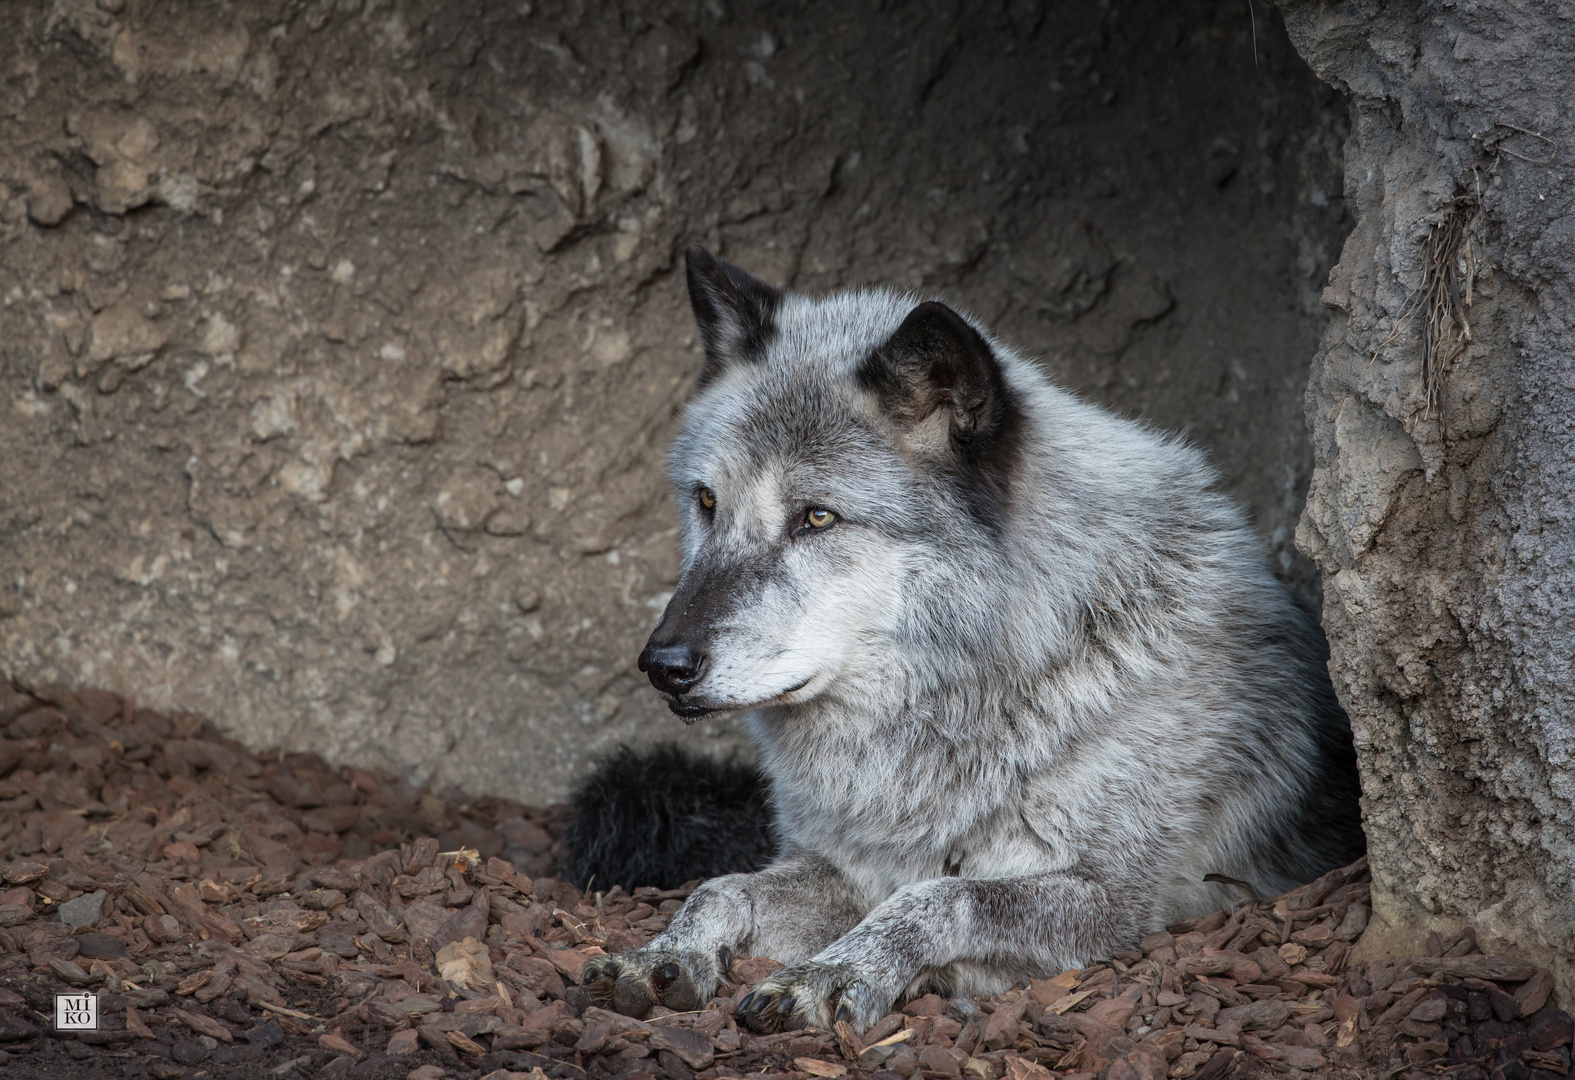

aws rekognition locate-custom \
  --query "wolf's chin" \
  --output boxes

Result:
[735,675,824,713]
[667,699,721,722]
[662,675,819,722]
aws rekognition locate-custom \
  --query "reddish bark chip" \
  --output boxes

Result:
[545,945,602,983]
[980,1008,1021,1051]
[1028,978,1069,1007]
[447,1029,489,1057]
[320,1031,362,1056]
[1086,985,1144,1029]
[728,955,784,985]
[651,1025,716,1069]
[1003,1055,1055,1080]
[387,1029,421,1055]
[125,1004,154,1039]
[434,905,489,951]
[1283,1045,1327,1069]
[172,1008,234,1043]
[487,856,535,894]
[920,1044,963,1076]
[1516,970,1554,1017]
[1528,1008,1574,1051]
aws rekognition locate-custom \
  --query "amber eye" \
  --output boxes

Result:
[699,487,716,510]
[806,508,837,529]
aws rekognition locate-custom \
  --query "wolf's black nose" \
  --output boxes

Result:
[639,643,707,695]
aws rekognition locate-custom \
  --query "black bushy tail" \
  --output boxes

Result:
[561,743,776,892]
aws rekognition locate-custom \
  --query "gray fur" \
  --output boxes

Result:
[584,245,1363,1032]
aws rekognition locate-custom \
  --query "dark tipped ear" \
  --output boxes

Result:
[858,302,1025,527]
[685,244,783,386]
[857,301,1013,441]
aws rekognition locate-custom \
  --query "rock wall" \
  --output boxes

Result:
[1282,0,1575,991]
[0,0,1348,801]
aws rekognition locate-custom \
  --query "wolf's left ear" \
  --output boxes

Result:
[857,301,1017,449]
[686,244,783,386]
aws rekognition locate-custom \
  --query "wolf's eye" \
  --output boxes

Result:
[805,508,837,529]
[699,487,716,511]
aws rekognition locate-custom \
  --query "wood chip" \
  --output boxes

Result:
[1003,1053,1055,1080]
[1047,989,1098,1015]
[650,1025,716,1069]
[172,1008,234,1043]
[981,996,1026,1050]
[319,1031,361,1057]
[1515,969,1554,1016]
[48,957,93,985]
[174,968,213,996]
[436,936,495,990]
[795,1056,849,1077]
[544,945,603,982]
[1184,1025,1240,1047]
[387,1029,421,1055]
[1027,978,1068,1006]
[833,1018,859,1061]
[256,1001,322,1023]
[447,1029,489,1057]
[1408,954,1539,982]
[2,861,48,885]
[125,1003,154,1039]
[869,1027,915,1049]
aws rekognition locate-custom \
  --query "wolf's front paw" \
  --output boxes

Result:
[735,960,892,1034]
[580,946,727,1019]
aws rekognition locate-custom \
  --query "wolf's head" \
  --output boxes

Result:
[638,246,1028,721]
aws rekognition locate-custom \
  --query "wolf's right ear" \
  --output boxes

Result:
[686,244,783,386]
[858,301,1015,444]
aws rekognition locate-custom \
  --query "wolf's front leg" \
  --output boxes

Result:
[581,852,865,1017]
[737,873,1130,1033]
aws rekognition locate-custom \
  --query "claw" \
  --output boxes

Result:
[834,1002,853,1026]
[656,962,681,988]
[582,959,620,1005]
[736,986,802,1033]
[717,945,733,978]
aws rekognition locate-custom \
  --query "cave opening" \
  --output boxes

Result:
[0,0,1351,795]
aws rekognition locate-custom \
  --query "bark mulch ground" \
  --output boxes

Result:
[0,679,1569,1080]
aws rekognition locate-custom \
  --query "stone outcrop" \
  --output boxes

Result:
[1282,0,1574,994]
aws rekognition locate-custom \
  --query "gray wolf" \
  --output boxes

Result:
[580,245,1364,1032]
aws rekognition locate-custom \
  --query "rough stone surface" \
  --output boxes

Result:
[54,888,107,929]
[0,0,1347,799]
[1281,0,1575,996]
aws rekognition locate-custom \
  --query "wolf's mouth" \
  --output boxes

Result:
[663,676,815,720]
[667,699,719,720]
